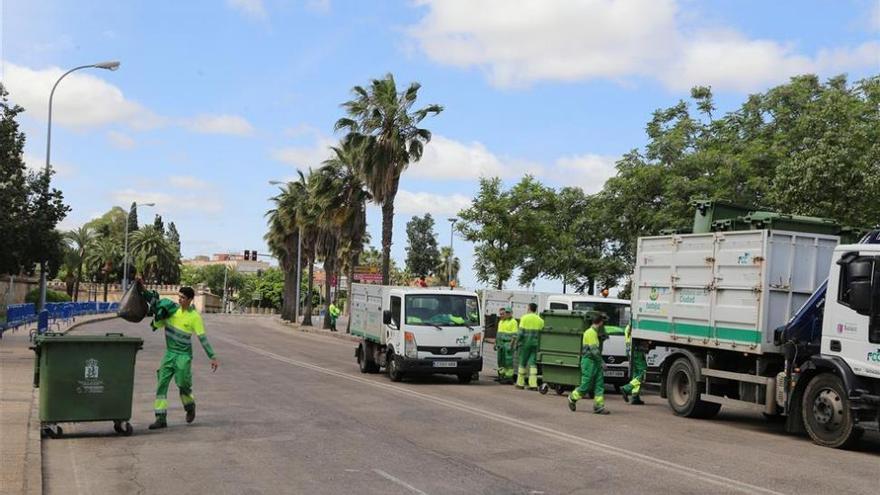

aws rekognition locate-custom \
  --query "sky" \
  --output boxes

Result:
[3,0,879,292]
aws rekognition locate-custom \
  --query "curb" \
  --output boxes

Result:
[273,317,360,344]
[24,388,42,495]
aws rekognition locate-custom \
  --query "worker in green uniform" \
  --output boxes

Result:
[515,303,544,390]
[329,301,341,332]
[568,314,609,414]
[149,287,219,430]
[495,307,518,384]
[621,323,646,405]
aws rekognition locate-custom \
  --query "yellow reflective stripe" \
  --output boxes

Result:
[582,327,600,346]
[154,398,168,412]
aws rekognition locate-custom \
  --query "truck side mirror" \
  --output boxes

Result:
[383,310,393,326]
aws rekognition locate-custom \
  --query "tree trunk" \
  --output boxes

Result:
[323,246,337,330]
[103,279,109,302]
[380,176,400,284]
[74,262,83,301]
[587,276,595,295]
[346,251,359,334]
[302,256,315,326]
[562,279,567,294]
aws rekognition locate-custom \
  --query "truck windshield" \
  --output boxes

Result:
[571,302,631,329]
[405,294,480,327]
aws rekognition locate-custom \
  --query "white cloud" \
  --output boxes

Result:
[3,62,162,129]
[183,114,254,136]
[871,2,880,32]
[110,188,223,215]
[227,0,267,19]
[305,0,331,14]
[169,175,210,190]
[550,154,618,194]
[410,0,880,92]
[412,134,542,179]
[107,130,136,150]
[272,136,336,169]
[24,152,75,178]
[392,190,473,216]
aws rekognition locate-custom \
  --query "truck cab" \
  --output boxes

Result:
[352,285,483,384]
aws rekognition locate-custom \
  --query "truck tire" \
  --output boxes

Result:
[801,373,863,449]
[666,357,721,419]
[357,343,380,374]
[388,354,405,382]
[457,372,474,384]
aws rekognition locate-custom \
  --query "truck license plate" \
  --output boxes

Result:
[432,361,457,368]
[604,370,625,377]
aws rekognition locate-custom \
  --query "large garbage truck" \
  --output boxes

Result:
[632,204,880,448]
[350,284,483,383]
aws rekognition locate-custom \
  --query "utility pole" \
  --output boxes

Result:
[447,217,457,287]
[221,263,229,313]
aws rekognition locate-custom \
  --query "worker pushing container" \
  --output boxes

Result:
[32,332,143,438]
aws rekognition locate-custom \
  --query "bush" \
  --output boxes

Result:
[25,288,72,304]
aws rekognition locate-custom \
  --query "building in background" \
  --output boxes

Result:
[183,253,271,274]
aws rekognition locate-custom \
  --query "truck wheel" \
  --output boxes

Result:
[457,373,473,384]
[666,357,721,419]
[357,344,380,374]
[388,355,404,382]
[802,373,863,449]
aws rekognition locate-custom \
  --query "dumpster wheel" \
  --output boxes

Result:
[538,383,550,395]
[555,386,565,396]
[114,420,134,436]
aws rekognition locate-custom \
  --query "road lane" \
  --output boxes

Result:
[42,316,879,495]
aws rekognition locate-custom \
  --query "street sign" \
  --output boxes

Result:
[353,273,383,283]
[354,265,380,274]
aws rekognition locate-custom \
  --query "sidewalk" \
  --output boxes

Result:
[0,314,116,495]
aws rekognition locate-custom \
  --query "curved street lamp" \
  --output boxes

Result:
[39,61,121,310]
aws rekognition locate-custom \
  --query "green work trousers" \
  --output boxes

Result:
[495,334,515,379]
[516,333,540,388]
[153,351,194,418]
[622,349,647,397]
[570,353,604,410]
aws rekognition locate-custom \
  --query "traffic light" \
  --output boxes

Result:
[244,250,250,261]
[252,250,258,260]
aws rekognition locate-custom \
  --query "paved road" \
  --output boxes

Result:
[44,316,880,494]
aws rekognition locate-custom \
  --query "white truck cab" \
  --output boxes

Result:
[351,284,483,383]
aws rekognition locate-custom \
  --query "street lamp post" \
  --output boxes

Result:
[39,61,121,310]
[122,202,155,293]
[447,217,457,288]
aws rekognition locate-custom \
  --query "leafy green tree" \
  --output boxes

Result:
[335,73,443,284]
[127,202,139,234]
[64,226,95,301]
[153,214,165,235]
[405,214,440,278]
[86,236,121,301]
[435,246,460,286]
[130,225,177,283]
[238,268,284,309]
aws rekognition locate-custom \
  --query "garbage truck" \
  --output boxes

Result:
[351,284,483,383]
[632,225,880,448]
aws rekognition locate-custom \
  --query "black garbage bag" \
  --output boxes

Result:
[118,281,149,322]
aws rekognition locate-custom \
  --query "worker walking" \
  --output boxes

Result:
[568,314,609,414]
[621,324,647,405]
[149,286,219,430]
[515,303,544,390]
[328,301,341,332]
[495,307,518,384]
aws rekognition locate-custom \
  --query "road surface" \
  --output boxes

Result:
[43,315,880,494]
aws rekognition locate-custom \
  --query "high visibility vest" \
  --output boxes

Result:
[519,313,544,332]
[497,318,518,334]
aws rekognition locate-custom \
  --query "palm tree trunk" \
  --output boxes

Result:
[302,255,315,326]
[103,278,109,302]
[380,177,400,284]
[345,251,359,333]
[74,262,83,301]
[323,250,336,330]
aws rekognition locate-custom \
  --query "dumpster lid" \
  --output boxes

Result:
[35,333,144,345]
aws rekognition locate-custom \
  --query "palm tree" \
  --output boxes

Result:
[435,246,460,286]
[85,237,120,302]
[335,73,442,285]
[130,225,176,283]
[313,141,370,329]
[266,178,307,321]
[65,226,94,301]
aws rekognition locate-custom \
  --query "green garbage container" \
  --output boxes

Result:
[536,310,590,395]
[32,332,143,438]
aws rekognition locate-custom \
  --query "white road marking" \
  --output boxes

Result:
[373,469,430,495]
[216,336,785,495]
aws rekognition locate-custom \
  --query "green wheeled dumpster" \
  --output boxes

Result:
[32,332,143,438]
[536,311,590,396]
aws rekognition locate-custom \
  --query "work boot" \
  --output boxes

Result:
[620,387,631,403]
[148,416,167,430]
[568,398,577,412]
[515,384,525,390]
[593,406,610,415]
[630,396,645,405]
[185,403,196,423]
